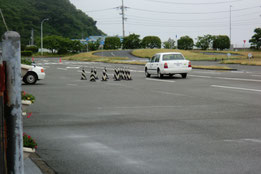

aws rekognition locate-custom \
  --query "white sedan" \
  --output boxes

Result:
[21,64,45,84]
[145,52,192,78]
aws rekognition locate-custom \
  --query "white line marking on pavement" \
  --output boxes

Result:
[224,139,261,143]
[67,84,78,86]
[146,78,175,83]
[252,75,261,77]
[211,85,261,93]
[190,74,261,82]
[57,68,67,71]
[66,67,80,69]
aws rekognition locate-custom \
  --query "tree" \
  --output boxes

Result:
[141,36,161,49]
[70,40,83,53]
[213,35,230,50]
[163,38,175,49]
[249,28,261,50]
[195,34,214,50]
[104,37,121,49]
[122,34,141,49]
[88,39,100,51]
[177,36,194,50]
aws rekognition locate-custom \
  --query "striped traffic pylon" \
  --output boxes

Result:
[81,67,87,80]
[113,68,120,81]
[90,69,96,82]
[127,68,132,80]
[101,68,108,81]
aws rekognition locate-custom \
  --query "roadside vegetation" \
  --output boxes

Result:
[131,49,244,61]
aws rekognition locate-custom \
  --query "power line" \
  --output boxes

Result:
[129,6,260,15]
[144,0,243,5]
[86,7,116,13]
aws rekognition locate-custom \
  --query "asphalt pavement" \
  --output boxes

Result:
[23,58,261,174]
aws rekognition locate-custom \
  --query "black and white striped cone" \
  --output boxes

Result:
[81,68,87,80]
[101,69,108,81]
[127,68,132,80]
[119,68,124,80]
[94,68,99,80]
[123,68,128,80]
[113,68,120,81]
[104,67,109,79]
[90,69,96,82]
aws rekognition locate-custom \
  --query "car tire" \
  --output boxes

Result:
[181,73,187,79]
[157,69,163,79]
[145,68,151,78]
[23,72,37,84]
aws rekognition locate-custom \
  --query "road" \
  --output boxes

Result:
[23,58,261,174]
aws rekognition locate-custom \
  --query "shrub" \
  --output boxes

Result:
[21,58,32,65]
[104,37,121,49]
[195,35,214,50]
[178,36,194,50]
[21,51,33,57]
[25,45,38,53]
[123,34,141,49]
[23,133,37,149]
[213,35,230,50]
[21,91,35,103]
[142,36,161,49]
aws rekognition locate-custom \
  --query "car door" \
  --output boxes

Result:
[147,56,155,74]
[151,54,160,74]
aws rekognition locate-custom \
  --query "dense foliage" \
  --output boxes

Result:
[122,34,141,49]
[195,35,214,50]
[43,35,83,54]
[142,36,161,49]
[249,28,261,50]
[163,38,175,49]
[178,36,194,50]
[0,0,104,47]
[104,37,121,50]
[213,35,230,50]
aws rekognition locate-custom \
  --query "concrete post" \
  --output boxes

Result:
[2,31,24,174]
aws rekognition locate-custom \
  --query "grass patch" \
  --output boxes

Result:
[221,59,261,66]
[132,49,246,61]
[63,50,134,64]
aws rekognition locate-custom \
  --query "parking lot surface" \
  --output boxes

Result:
[23,58,261,174]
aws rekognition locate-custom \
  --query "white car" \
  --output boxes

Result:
[21,64,45,84]
[145,52,192,78]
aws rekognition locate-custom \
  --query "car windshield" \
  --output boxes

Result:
[163,54,185,61]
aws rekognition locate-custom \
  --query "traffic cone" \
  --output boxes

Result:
[59,58,62,63]
[81,67,87,80]
[127,68,132,80]
[94,68,99,80]
[90,69,96,82]
[101,69,108,81]
[113,67,120,81]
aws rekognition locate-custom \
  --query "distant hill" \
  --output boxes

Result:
[0,0,104,46]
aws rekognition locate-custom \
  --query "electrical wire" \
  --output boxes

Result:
[129,6,260,15]
[144,0,244,5]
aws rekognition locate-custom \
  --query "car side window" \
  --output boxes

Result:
[155,55,160,62]
[150,56,156,63]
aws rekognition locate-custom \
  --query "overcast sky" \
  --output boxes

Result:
[69,0,260,47]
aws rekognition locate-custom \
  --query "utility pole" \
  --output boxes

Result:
[229,5,232,48]
[119,0,127,38]
[31,28,34,45]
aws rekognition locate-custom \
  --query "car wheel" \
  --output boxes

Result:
[23,72,37,84]
[181,73,187,79]
[145,68,150,78]
[157,69,163,78]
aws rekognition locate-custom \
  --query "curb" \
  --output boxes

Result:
[192,67,238,71]
[29,153,56,174]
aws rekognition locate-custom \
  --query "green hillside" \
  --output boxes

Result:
[0,0,104,46]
